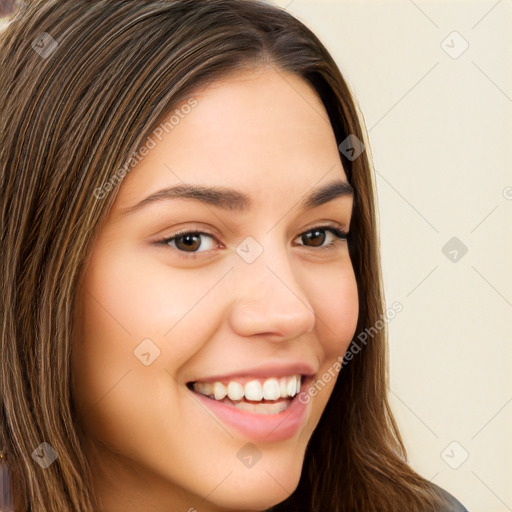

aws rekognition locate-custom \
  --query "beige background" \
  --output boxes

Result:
[273,1,512,511]
[1,1,511,510]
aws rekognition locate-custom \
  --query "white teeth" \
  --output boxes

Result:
[262,378,280,400]
[244,380,263,401]
[286,377,296,397]
[227,381,244,401]
[279,378,288,398]
[213,382,227,400]
[192,374,302,403]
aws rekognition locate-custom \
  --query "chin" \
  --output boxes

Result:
[205,451,303,509]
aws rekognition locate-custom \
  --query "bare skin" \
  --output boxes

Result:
[72,66,359,512]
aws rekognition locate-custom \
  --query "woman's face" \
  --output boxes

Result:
[72,67,359,512]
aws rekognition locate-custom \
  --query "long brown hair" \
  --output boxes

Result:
[0,1,451,510]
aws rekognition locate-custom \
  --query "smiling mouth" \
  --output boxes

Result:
[186,375,302,415]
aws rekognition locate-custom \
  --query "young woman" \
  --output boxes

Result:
[0,1,469,511]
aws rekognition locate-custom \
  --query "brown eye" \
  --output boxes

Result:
[162,231,217,254]
[301,229,326,247]
[295,226,348,251]
[174,233,202,252]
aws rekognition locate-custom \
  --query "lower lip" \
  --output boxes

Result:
[189,377,312,443]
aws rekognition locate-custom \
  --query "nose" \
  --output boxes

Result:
[228,242,316,341]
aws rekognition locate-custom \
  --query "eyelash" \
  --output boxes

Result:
[155,225,349,260]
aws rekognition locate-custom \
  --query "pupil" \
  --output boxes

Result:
[177,234,200,251]
[304,229,325,247]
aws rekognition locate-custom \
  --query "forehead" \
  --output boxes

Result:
[114,67,349,211]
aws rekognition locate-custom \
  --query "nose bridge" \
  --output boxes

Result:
[228,235,316,338]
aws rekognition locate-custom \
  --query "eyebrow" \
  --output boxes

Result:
[120,178,354,215]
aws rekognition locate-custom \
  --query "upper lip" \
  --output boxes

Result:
[187,361,318,384]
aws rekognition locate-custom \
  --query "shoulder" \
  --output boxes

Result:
[431,482,470,512]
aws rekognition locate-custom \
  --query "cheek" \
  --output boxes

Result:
[71,245,230,424]
[306,261,359,358]
[75,246,225,362]
[295,263,358,438]
[71,246,230,471]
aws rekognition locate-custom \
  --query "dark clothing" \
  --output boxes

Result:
[433,483,470,511]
